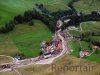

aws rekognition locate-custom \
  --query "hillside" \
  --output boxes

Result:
[0,20,53,58]
[0,55,100,75]
[0,0,69,27]
[0,0,99,75]
[74,0,100,14]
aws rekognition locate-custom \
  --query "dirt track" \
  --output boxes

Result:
[0,31,69,72]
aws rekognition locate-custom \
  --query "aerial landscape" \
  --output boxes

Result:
[0,0,100,75]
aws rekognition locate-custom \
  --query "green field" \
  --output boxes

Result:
[74,0,100,14]
[70,40,91,57]
[0,0,100,61]
[0,20,53,58]
[70,40,100,63]
[0,0,68,27]
[0,0,69,58]
[69,21,100,63]
[81,21,100,35]
[69,21,100,37]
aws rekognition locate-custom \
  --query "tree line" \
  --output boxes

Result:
[0,4,56,33]
[0,2,100,47]
[61,11,100,30]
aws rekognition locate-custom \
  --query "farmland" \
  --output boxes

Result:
[69,21,100,40]
[74,0,100,14]
[0,0,99,75]
[0,0,68,27]
[0,0,69,57]
[0,20,53,58]
[69,21,100,63]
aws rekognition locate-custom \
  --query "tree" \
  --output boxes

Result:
[23,10,33,22]
[14,15,23,23]
[29,20,34,26]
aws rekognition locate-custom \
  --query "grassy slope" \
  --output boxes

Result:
[69,22,100,63]
[0,20,53,58]
[0,0,69,27]
[75,40,100,63]
[73,0,100,14]
[70,40,100,63]
[0,56,13,64]
[0,0,68,57]
[0,0,69,57]
[70,40,90,55]
[80,22,100,62]
[81,22,100,35]
[44,0,70,12]
[69,21,100,37]
[0,55,100,75]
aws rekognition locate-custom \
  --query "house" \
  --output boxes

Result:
[92,45,99,50]
[43,52,52,58]
[14,56,21,61]
[79,50,89,58]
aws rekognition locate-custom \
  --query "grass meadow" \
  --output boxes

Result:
[0,0,68,57]
[69,21,100,63]
[0,0,68,27]
[74,0,100,14]
[70,40,100,63]
[0,20,53,58]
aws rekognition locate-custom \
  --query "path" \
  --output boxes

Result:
[0,31,69,72]
[14,69,22,75]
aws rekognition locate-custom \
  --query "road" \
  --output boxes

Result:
[0,31,70,72]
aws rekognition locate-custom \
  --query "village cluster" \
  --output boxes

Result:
[0,18,99,72]
[40,32,66,59]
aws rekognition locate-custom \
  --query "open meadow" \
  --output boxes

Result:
[0,20,53,58]
[0,0,68,27]
[0,0,99,75]
[69,21,100,63]
[0,0,69,57]
[0,55,100,75]
[74,0,100,14]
